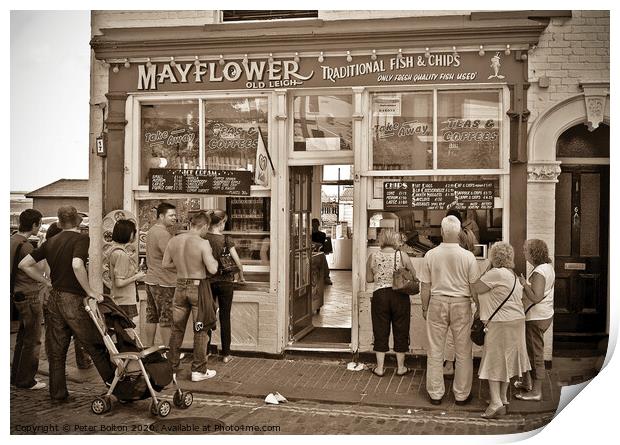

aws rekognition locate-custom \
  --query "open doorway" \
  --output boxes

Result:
[288,165,353,348]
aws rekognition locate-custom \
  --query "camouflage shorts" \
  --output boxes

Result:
[145,284,175,327]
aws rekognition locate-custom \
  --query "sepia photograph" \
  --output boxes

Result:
[8,3,614,437]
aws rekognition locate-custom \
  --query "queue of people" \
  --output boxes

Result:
[367,215,555,419]
[11,205,554,419]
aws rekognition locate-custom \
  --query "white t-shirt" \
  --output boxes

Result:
[419,243,479,297]
[478,268,525,322]
[525,263,555,321]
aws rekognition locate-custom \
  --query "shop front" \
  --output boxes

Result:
[91,15,549,356]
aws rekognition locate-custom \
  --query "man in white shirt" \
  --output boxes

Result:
[419,216,480,405]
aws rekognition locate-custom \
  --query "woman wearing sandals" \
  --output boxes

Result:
[471,242,531,418]
[203,210,245,364]
[514,239,555,401]
[366,229,417,377]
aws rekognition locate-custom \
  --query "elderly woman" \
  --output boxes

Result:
[514,239,555,401]
[366,229,418,377]
[472,242,531,419]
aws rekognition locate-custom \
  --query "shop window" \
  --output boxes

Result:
[371,92,433,170]
[437,91,501,169]
[320,165,354,239]
[204,98,269,183]
[136,198,201,254]
[293,95,353,151]
[140,101,199,185]
[367,175,502,257]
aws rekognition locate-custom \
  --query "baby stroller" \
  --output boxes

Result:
[84,296,193,417]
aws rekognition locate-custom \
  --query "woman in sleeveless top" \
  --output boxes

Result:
[108,220,145,321]
[366,229,417,377]
[203,210,244,364]
[514,239,555,401]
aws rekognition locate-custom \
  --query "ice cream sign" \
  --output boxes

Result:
[131,51,517,91]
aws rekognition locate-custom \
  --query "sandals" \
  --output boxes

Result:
[514,392,542,401]
[481,405,507,419]
[513,380,532,392]
[396,367,413,377]
[371,367,385,377]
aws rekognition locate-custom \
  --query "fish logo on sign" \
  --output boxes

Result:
[488,52,505,80]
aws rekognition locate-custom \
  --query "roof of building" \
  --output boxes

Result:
[26,179,89,199]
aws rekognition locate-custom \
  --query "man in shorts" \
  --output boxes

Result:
[143,202,177,347]
[163,211,219,381]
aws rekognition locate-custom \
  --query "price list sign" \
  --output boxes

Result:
[149,168,252,196]
[383,180,494,210]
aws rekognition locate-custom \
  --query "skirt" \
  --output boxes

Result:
[478,319,531,382]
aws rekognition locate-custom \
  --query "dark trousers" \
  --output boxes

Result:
[371,287,411,353]
[44,289,115,400]
[525,318,553,380]
[11,292,43,388]
[211,281,234,355]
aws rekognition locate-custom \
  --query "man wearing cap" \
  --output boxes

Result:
[19,206,115,401]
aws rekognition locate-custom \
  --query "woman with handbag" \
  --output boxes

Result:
[514,239,555,401]
[471,242,530,419]
[366,229,419,377]
[203,210,245,364]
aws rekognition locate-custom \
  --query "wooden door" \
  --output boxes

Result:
[554,165,609,333]
[289,166,314,340]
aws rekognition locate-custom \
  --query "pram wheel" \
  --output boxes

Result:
[173,390,193,409]
[91,396,112,415]
[150,400,171,417]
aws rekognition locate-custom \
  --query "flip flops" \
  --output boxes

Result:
[396,367,413,376]
[371,367,385,377]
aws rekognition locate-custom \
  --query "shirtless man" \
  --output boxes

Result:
[163,211,219,382]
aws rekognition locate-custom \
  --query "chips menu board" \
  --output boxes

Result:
[383,180,495,210]
[148,168,252,196]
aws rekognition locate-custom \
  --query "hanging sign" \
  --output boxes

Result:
[148,168,252,196]
[383,180,495,210]
[111,51,520,92]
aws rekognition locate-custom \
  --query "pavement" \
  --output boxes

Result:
[10,326,599,418]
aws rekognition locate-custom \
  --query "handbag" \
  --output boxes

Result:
[392,250,419,295]
[218,235,240,275]
[470,273,517,346]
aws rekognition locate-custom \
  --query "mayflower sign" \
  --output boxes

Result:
[115,51,520,92]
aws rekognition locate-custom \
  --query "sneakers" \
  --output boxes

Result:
[29,380,47,390]
[191,369,217,381]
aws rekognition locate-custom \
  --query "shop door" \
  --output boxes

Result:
[554,165,609,333]
[289,166,314,340]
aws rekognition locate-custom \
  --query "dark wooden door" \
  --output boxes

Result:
[289,166,314,340]
[554,165,609,333]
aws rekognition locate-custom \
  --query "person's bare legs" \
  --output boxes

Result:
[487,380,504,411]
[500,381,509,405]
[396,352,407,374]
[374,352,385,375]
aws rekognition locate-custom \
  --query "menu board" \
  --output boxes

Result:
[148,168,252,196]
[383,180,494,210]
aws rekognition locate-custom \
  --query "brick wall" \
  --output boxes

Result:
[527,10,609,127]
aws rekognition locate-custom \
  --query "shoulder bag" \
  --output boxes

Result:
[471,272,517,346]
[218,235,240,275]
[392,250,419,295]
[524,269,553,314]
